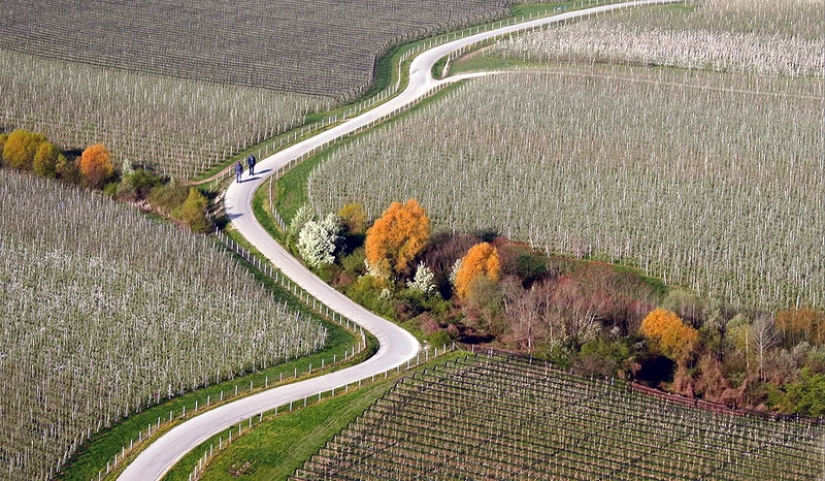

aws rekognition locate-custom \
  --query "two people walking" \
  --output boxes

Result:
[235,154,256,183]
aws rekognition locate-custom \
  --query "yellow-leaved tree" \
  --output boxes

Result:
[365,199,429,279]
[454,242,500,301]
[2,130,46,171]
[338,202,368,234]
[640,307,699,362]
[78,143,114,189]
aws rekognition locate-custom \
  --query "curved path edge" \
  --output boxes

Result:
[118,1,683,479]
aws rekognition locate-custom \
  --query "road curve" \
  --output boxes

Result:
[118,2,682,479]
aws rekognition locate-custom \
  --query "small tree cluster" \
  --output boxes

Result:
[175,188,211,233]
[1,129,68,179]
[365,199,429,279]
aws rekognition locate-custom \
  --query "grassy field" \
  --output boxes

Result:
[305,64,823,310]
[293,352,825,480]
[0,170,331,480]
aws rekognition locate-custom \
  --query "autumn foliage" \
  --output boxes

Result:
[365,199,430,279]
[776,308,825,346]
[455,242,501,301]
[338,202,368,234]
[78,144,114,188]
[640,308,699,362]
[2,130,47,171]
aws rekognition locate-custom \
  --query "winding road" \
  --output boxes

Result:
[118,1,682,479]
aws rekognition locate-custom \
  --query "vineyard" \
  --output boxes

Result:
[306,66,824,309]
[0,0,509,99]
[491,0,825,76]
[0,171,326,480]
[0,50,324,179]
[0,0,511,179]
[293,352,824,480]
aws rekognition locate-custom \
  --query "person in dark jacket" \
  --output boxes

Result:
[235,161,243,183]
[247,154,256,176]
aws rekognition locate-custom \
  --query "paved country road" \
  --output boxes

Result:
[117,2,681,479]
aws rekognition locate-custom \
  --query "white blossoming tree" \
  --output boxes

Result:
[288,204,315,246]
[449,258,462,287]
[298,213,341,268]
[407,262,436,295]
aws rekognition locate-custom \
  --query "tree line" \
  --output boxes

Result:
[0,129,211,233]
[286,197,825,416]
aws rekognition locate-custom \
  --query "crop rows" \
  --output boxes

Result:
[0,49,325,179]
[492,0,824,77]
[293,352,824,480]
[307,67,824,309]
[0,0,509,99]
[0,171,326,480]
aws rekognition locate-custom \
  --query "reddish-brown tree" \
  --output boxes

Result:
[77,144,114,189]
[365,199,429,278]
[776,308,825,346]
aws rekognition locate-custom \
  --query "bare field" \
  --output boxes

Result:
[0,0,509,99]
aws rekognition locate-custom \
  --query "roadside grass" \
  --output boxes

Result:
[449,54,538,75]
[165,351,465,481]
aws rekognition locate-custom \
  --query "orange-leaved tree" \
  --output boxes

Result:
[78,143,114,189]
[365,199,429,279]
[454,242,500,301]
[640,307,699,362]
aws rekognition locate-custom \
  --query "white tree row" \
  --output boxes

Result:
[308,67,823,310]
[0,49,326,179]
[0,171,326,480]
[492,0,824,78]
